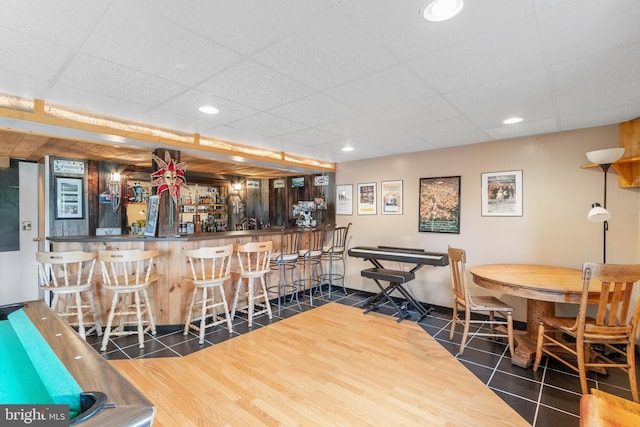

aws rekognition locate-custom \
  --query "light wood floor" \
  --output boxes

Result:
[110,303,530,426]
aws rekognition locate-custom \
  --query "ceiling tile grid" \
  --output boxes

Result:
[0,0,638,164]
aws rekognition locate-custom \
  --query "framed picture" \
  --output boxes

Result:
[336,184,353,215]
[55,177,84,219]
[481,170,523,217]
[381,180,403,215]
[314,175,329,186]
[144,195,160,237]
[357,182,377,215]
[419,176,461,233]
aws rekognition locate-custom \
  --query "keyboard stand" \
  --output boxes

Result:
[360,268,432,322]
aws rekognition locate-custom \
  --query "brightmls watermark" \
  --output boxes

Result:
[1,405,68,426]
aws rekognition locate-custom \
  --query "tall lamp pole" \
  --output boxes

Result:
[586,148,625,264]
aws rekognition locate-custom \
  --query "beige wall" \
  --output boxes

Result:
[335,125,640,322]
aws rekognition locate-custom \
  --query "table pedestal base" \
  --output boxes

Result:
[511,331,536,368]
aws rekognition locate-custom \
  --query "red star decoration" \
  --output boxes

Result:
[150,152,188,204]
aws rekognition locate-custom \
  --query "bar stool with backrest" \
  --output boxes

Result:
[98,249,159,351]
[297,228,325,306]
[36,251,102,340]
[183,244,234,344]
[231,241,273,327]
[268,228,302,314]
[534,262,640,402]
[448,246,515,356]
[319,223,351,298]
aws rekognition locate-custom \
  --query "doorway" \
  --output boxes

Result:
[0,160,40,305]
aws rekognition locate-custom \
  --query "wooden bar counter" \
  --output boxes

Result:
[47,230,289,326]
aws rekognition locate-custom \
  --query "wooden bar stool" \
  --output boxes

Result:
[98,249,159,351]
[36,251,102,340]
[319,223,351,298]
[268,228,302,314]
[297,228,325,306]
[183,244,234,344]
[231,241,273,327]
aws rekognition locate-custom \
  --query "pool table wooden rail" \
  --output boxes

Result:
[21,301,155,426]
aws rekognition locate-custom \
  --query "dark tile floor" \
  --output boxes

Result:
[87,287,638,426]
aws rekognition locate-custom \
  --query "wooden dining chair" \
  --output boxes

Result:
[183,244,234,344]
[447,246,514,356]
[533,262,640,402]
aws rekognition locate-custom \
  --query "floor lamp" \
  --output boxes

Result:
[586,147,625,263]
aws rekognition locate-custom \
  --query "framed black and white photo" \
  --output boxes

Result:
[357,182,377,215]
[481,170,523,217]
[55,177,84,219]
[336,184,353,215]
[381,180,403,215]
[144,195,160,237]
[419,176,460,233]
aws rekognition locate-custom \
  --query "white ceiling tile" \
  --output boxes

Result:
[156,90,257,125]
[551,43,640,96]
[370,97,459,129]
[228,113,306,137]
[81,2,241,87]
[144,0,340,55]
[0,1,110,48]
[277,128,342,147]
[318,115,401,139]
[485,118,558,140]
[0,26,72,80]
[253,8,397,90]
[326,66,436,113]
[269,94,359,127]
[338,0,535,62]
[45,85,150,119]
[198,61,314,110]
[0,70,51,100]
[556,79,640,116]
[406,117,488,143]
[406,15,545,93]
[445,69,553,116]
[466,97,556,129]
[536,0,640,65]
[1,1,640,163]
[57,53,187,106]
[559,106,640,131]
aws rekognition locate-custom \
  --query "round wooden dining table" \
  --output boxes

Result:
[469,264,600,368]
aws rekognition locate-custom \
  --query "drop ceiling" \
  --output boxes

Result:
[0,0,639,170]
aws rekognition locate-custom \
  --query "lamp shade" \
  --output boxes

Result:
[588,203,611,222]
[586,148,625,165]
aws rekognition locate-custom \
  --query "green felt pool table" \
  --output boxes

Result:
[0,301,154,426]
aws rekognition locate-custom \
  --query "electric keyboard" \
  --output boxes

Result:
[348,246,449,266]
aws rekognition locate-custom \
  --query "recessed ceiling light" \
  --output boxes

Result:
[198,105,220,115]
[502,117,523,125]
[342,146,354,152]
[422,0,464,22]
